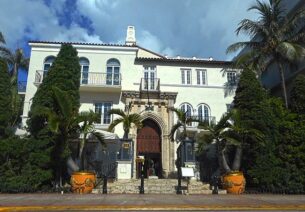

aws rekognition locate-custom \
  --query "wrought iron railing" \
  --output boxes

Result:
[140,78,160,91]
[187,116,216,127]
[34,70,121,86]
[81,72,121,86]
[97,162,118,179]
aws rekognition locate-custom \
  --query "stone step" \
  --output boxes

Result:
[93,179,221,194]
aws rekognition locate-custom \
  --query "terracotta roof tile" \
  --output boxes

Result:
[135,57,232,65]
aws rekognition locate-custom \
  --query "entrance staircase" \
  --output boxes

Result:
[93,179,226,194]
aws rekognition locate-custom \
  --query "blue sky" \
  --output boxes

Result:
[0,0,262,81]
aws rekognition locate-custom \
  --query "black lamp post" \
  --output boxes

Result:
[139,158,145,194]
[176,143,183,194]
[102,175,108,194]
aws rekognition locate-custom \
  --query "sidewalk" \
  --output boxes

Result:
[0,193,305,211]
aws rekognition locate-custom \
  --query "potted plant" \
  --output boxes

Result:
[35,87,105,193]
[197,109,263,194]
[70,110,105,194]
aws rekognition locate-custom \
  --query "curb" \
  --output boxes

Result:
[1,204,305,211]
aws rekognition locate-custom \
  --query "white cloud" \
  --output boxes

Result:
[0,0,102,49]
[0,0,262,60]
[137,30,176,57]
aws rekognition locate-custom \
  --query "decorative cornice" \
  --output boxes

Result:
[122,90,177,101]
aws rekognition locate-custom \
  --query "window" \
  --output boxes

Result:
[143,66,156,90]
[106,59,120,85]
[43,56,55,78]
[95,103,112,124]
[180,103,193,126]
[227,71,237,85]
[185,142,195,162]
[80,57,89,84]
[196,69,207,85]
[198,104,210,123]
[181,69,191,85]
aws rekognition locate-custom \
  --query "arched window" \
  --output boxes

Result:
[79,57,90,84]
[43,56,55,78]
[198,104,210,123]
[180,103,193,126]
[106,58,120,85]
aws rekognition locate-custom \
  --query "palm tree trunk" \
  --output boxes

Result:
[232,146,243,171]
[278,63,288,108]
[218,145,231,174]
[13,63,17,79]
[123,131,128,140]
[79,135,86,171]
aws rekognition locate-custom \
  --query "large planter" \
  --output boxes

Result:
[70,171,96,194]
[222,172,246,194]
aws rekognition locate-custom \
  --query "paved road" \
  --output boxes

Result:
[0,193,305,211]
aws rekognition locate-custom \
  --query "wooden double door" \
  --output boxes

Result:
[136,119,162,178]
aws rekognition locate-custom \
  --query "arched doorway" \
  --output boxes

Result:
[136,119,162,178]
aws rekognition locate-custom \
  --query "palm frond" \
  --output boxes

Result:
[276,42,305,62]
[0,46,11,58]
[78,110,99,124]
[128,113,143,128]
[196,133,214,153]
[169,107,186,122]
[108,108,126,118]
[214,113,231,132]
[108,117,124,132]
[91,131,106,147]
[281,7,305,36]
[236,19,269,38]
[169,122,182,141]
[48,114,60,132]
[0,32,5,44]
[52,86,73,118]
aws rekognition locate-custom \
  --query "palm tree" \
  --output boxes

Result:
[108,109,142,139]
[77,110,105,170]
[0,33,28,129]
[197,112,233,173]
[227,0,305,108]
[0,32,10,57]
[0,32,29,84]
[224,109,263,172]
[169,107,199,142]
[33,86,80,187]
[5,48,29,84]
[198,109,263,174]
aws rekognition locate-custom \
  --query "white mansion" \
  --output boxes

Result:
[21,26,237,179]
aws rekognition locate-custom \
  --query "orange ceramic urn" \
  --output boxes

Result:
[222,172,246,194]
[70,171,96,194]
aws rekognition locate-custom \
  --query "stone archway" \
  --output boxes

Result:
[136,118,162,178]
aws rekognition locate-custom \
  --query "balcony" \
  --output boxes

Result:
[139,78,160,99]
[186,116,216,128]
[140,78,160,91]
[34,70,121,92]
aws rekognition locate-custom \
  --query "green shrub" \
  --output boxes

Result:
[0,137,52,192]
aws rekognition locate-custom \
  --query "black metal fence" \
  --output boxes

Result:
[70,139,120,180]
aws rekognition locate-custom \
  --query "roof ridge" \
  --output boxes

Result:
[135,45,166,58]
[28,40,136,47]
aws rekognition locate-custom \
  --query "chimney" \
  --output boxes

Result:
[125,26,136,45]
